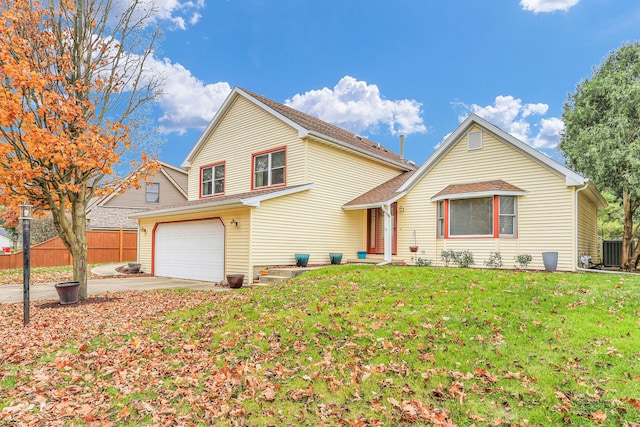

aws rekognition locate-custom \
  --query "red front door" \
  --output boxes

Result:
[367,204,397,255]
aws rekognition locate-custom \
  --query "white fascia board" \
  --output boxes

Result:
[237,88,309,135]
[130,184,314,219]
[342,192,406,210]
[240,183,314,207]
[183,87,310,169]
[306,131,412,171]
[182,88,239,168]
[468,114,585,186]
[431,190,526,202]
[129,199,247,219]
[397,114,585,192]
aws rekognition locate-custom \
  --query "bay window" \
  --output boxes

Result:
[437,195,518,238]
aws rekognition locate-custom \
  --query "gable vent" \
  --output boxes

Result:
[467,130,483,151]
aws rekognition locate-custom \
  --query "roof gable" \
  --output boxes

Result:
[183,87,415,171]
[93,161,187,208]
[398,114,586,193]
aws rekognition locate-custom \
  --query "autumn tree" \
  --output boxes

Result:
[560,42,640,270]
[0,0,161,299]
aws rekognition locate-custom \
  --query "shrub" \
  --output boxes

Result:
[440,250,455,266]
[514,254,533,270]
[415,257,433,267]
[452,250,474,268]
[484,251,503,269]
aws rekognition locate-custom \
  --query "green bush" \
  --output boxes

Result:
[514,254,533,270]
[452,250,474,268]
[484,251,503,269]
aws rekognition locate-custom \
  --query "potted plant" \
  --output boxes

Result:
[54,281,80,305]
[127,262,142,274]
[295,253,309,267]
[329,253,343,265]
[226,274,244,288]
[409,230,419,252]
[357,251,367,259]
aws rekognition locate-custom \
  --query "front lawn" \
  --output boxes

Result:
[0,265,638,426]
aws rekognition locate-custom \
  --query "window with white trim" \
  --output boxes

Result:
[437,201,445,238]
[146,182,159,203]
[499,196,516,236]
[201,163,225,196]
[254,149,285,188]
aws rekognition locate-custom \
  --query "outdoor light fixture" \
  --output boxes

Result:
[20,202,33,326]
[230,219,239,227]
[19,202,33,220]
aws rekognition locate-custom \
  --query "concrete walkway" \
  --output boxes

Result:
[0,264,230,304]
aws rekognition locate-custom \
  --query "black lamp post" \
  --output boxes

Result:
[20,202,33,326]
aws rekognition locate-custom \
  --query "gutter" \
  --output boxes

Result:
[377,203,393,266]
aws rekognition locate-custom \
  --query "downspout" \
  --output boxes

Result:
[574,182,589,272]
[378,204,393,266]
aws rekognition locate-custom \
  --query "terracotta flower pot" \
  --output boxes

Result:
[409,246,419,253]
[226,274,244,289]
[55,281,80,305]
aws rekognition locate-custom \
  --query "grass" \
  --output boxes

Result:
[0,265,639,426]
[0,264,106,285]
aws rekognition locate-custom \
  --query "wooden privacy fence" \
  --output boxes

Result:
[0,229,137,270]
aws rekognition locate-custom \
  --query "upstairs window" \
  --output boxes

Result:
[146,182,159,203]
[253,148,285,188]
[201,163,225,197]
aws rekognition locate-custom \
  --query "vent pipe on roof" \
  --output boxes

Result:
[399,134,405,159]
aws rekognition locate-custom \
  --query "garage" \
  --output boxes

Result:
[154,219,225,282]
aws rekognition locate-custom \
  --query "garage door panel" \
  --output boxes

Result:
[154,219,224,282]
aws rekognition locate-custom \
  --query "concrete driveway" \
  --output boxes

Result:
[0,276,230,304]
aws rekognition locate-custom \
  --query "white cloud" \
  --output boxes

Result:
[520,0,580,13]
[533,117,565,149]
[461,95,564,149]
[144,57,231,135]
[119,0,205,30]
[285,76,427,136]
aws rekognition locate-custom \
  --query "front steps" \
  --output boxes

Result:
[256,266,318,285]
[255,257,391,285]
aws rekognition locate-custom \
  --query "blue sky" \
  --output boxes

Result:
[142,0,640,167]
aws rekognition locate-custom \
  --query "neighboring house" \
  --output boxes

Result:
[87,161,188,231]
[0,229,12,252]
[131,87,605,282]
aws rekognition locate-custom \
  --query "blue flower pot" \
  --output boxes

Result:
[357,251,367,260]
[295,253,309,267]
[330,253,343,265]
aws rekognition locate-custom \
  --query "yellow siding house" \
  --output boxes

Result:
[131,90,605,282]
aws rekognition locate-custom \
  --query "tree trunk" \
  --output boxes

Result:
[70,196,89,300]
[620,191,637,270]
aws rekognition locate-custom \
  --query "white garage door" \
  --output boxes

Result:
[154,219,224,282]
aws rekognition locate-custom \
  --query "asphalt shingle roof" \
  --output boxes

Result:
[344,170,416,207]
[432,180,525,199]
[241,88,415,169]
